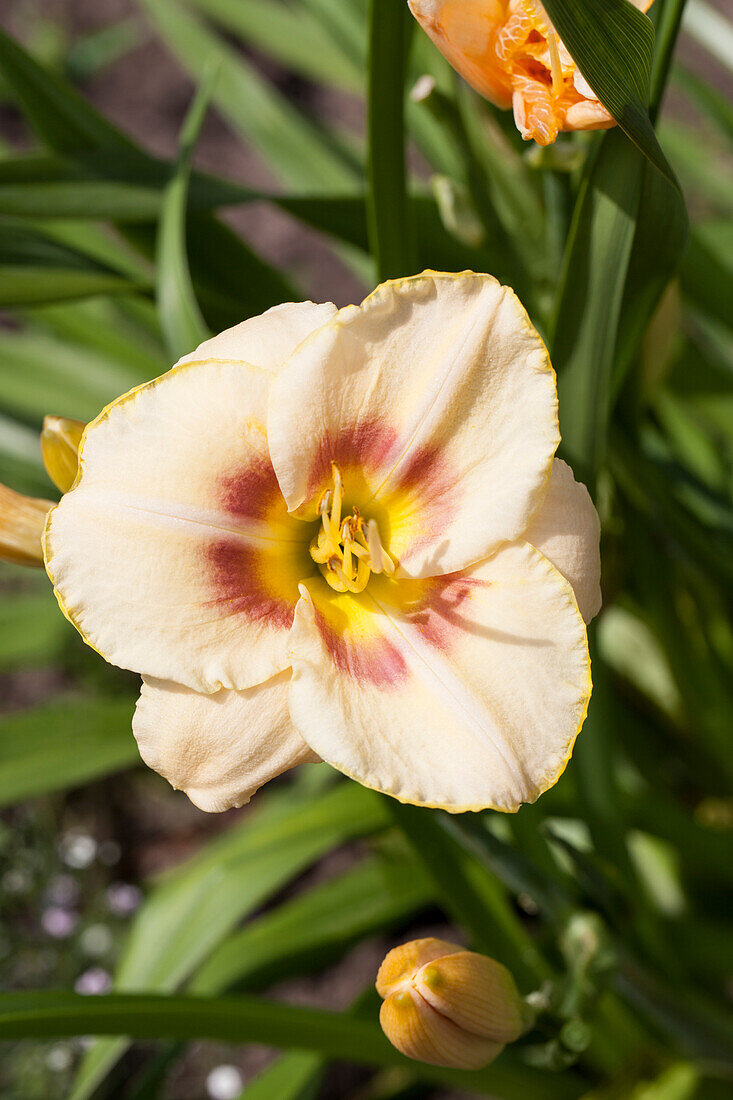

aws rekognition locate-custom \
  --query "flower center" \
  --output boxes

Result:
[309,463,395,594]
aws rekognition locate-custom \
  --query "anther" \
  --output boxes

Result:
[310,464,396,594]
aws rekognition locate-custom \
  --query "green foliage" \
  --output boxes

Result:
[0,0,732,1098]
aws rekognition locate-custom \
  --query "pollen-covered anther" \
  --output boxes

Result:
[309,464,395,594]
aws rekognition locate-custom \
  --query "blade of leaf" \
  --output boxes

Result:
[242,1052,323,1100]
[0,591,73,672]
[552,130,642,483]
[69,782,389,1100]
[0,697,139,806]
[184,0,362,93]
[387,800,552,989]
[157,68,213,360]
[366,0,414,280]
[4,991,587,1099]
[0,266,142,308]
[682,0,733,74]
[541,0,677,187]
[0,329,149,423]
[190,851,432,995]
[0,27,299,322]
[137,0,359,193]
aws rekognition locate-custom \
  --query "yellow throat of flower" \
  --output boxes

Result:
[310,463,395,594]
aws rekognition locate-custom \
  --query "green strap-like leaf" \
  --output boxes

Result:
[69,783,388,1100]
[0,267,142,309]
[157,70,214,361]
[542,0,677,188]
[548,0,689,481]
[3,991,586,1099]
[0,698,138,806]
[387,800,552,989]
[242,1052,323,1100]
[190,851,431,994]
[0,26,300,322]
[366,0,414,280]
[138,0,360,194]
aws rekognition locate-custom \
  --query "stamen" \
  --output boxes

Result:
[330,462,343,531]
[546,28,563,97]
[367,519,396,576]
[309,464,396,594]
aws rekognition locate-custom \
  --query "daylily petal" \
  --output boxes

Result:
[269,272,559,578]
[523,459,601,623]
[177,301,337,372]
[563,99,615,132]
[287,541,590,812]
[46,304,333,691]
[133,670,317,812]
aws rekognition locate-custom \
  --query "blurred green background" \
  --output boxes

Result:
[0,1,731,1098]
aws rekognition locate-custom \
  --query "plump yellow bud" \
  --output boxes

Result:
[0,483,55,567]
[376,937,524,1070]
[41,416,85,493]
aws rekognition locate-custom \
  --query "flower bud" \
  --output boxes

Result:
[376,937,524,1070]
[41,416,85,493]
[0,483,55,567]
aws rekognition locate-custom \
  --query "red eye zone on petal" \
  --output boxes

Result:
[218,454,282,521]
[206,456,311,631]
[305,421,399,505]
[396,574,485,650]
[312,597,409,689]
[207,540,299,629]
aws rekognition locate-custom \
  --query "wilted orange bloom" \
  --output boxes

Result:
[409,0,654,145]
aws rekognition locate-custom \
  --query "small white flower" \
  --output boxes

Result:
[206,1065,244,1100]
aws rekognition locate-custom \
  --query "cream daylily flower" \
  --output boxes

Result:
[408,0,655,145]
[45,272,600,814]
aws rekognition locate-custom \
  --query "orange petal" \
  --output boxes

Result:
[416,951,525,1043]
[376,938,463,998]
[380,988,503,1069]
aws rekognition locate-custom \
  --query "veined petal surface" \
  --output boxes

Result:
[46,304,333,691]
[133,671,317,812]
[269,272,559,578]
[287,541,590,812]
[523,458,601,623]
